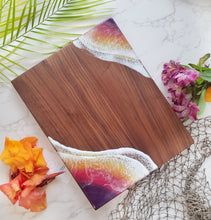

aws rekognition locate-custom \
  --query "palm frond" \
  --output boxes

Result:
[0,0,115,81]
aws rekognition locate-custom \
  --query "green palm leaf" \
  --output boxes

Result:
[0,0,115,81]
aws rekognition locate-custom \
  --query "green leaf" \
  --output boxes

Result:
[189,63,211,72]
[202,70,211,75]
[189,63,200,71]
[2,0,13,45]
[197,88,206,117]
[0,0,114,82]
[196,77,204,85]
[198,53,210,67]
[200,70,211,82]
[200,75,211,82]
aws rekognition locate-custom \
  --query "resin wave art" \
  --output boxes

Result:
[49,137,157,209]
[73,18,149,77]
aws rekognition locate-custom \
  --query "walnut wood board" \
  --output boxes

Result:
[12,30,194,209]
[12,43,193,166]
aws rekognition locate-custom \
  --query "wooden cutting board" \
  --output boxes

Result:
[12,18,193,209]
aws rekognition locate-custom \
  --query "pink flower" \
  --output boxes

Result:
[162,61,199,87]
[162,61,185,85]
[188,102,200,121]
[174,69,199,87]
[162,60,200,121]
[169,91,199,121]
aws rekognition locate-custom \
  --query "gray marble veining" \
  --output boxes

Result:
[0,0,211,219]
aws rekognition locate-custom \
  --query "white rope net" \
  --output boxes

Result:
[109,117,211,220]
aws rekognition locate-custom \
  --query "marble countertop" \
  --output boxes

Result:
[1,0,211,219]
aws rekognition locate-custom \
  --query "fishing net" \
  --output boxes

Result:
[109,116,211,220]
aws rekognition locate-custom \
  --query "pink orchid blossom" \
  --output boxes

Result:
[174,69,199,87]
[162,60,200,121]
[169,92,199,121]
[162,60,199,87]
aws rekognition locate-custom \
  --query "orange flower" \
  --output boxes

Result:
[0,136,64,212]
[19,187,47,212]
[20,137,38,147]
[0,173,27,204]
[205,87,211,102]
[0,137,47,173]
[32,147,47,169]
[0,170,64,211]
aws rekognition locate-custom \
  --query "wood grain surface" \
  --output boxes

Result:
[12,44,193,166]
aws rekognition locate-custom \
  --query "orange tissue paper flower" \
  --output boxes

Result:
[0,137,47,173]
[0,136,64,212]
[20,137,38,147]
[19,187,47,212]
[0,173,27,204]
[205,87,211,102]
